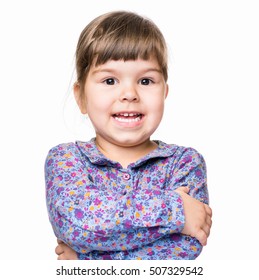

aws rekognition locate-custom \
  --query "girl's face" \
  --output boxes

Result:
[74,58,168,148]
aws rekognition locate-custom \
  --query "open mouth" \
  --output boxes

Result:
[112,112,144,123]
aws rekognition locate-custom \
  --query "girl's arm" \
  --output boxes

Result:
[75,148,211,260]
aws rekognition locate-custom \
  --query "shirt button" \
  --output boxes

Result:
[122,190,127,195]
[122,173,131,180]
[119,211,124,217]
[185,236,191,241]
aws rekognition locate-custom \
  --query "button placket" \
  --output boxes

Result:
[118,171,132,220]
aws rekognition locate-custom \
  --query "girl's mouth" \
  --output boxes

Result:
[112,112,144,123]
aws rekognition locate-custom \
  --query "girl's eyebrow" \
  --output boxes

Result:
[91,68,116,75]
[141,68,163,74]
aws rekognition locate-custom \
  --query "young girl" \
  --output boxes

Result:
[45,11,212,260]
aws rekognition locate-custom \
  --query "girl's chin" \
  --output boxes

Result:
[97,134,151,148]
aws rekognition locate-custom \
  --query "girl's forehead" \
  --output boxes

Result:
[92,58,161,71]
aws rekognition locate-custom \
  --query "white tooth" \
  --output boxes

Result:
[124,113,129,117]
[129,113,134,116]
[115,117,141,123]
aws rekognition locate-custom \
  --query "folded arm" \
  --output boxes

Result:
[50,145,211,259]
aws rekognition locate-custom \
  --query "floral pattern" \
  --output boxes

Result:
[45,138,209,259]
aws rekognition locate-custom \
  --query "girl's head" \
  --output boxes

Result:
[75,11,168,88]
[73,11,169,151]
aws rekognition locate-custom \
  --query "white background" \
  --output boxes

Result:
[0,0,258,261]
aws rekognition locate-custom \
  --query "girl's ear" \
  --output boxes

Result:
[165,83,169,99]
[73,82,87,114]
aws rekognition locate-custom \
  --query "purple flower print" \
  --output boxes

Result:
[147,250,155,256]
[170,234,182,242]
[66,161,74,167]
[47,181,53,189]
[75,209,84,220]
[179,252,188,258]
[58,220,63,227]
[136,203,143,211]
[95,209,104,218]
[73,230,80,237]
[102,255,113,260]
[57,187,64,195]
[179,155,192,169]
[124,219,133,229]
[93,198,102,206]
[153,189,162,196]
[195,169,202,177]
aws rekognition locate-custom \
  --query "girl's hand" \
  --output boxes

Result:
[175,187,212,246]
[55,239,78,260]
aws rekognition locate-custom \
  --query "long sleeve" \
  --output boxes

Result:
[171,147,209,204]
[77,233,202,260]
[169,147,209,257]
[45,143,185,254]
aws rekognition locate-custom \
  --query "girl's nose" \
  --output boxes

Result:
[119,85,139,102]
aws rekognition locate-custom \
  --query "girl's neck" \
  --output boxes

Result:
[95,136,158,169]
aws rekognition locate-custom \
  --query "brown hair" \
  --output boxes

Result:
[75,11,168,88]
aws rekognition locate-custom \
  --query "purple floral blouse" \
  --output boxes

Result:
[45,138,209,260]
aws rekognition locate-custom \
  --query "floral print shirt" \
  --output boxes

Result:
[45,138,209,260]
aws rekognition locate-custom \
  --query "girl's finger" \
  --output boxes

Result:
[195,229,207,246]
[175,186,190,194]
[55,245,64,255]
[205,205,212,217]
[57,253,65,260]
[202,223,211,238]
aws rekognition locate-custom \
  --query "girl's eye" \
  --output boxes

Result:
[140,78,153,85]
[104,78,116,85]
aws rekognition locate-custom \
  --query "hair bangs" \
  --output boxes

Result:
[76,11,168,84]
[94,32,161,62]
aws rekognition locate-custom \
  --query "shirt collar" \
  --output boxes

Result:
[76,138,179,168]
